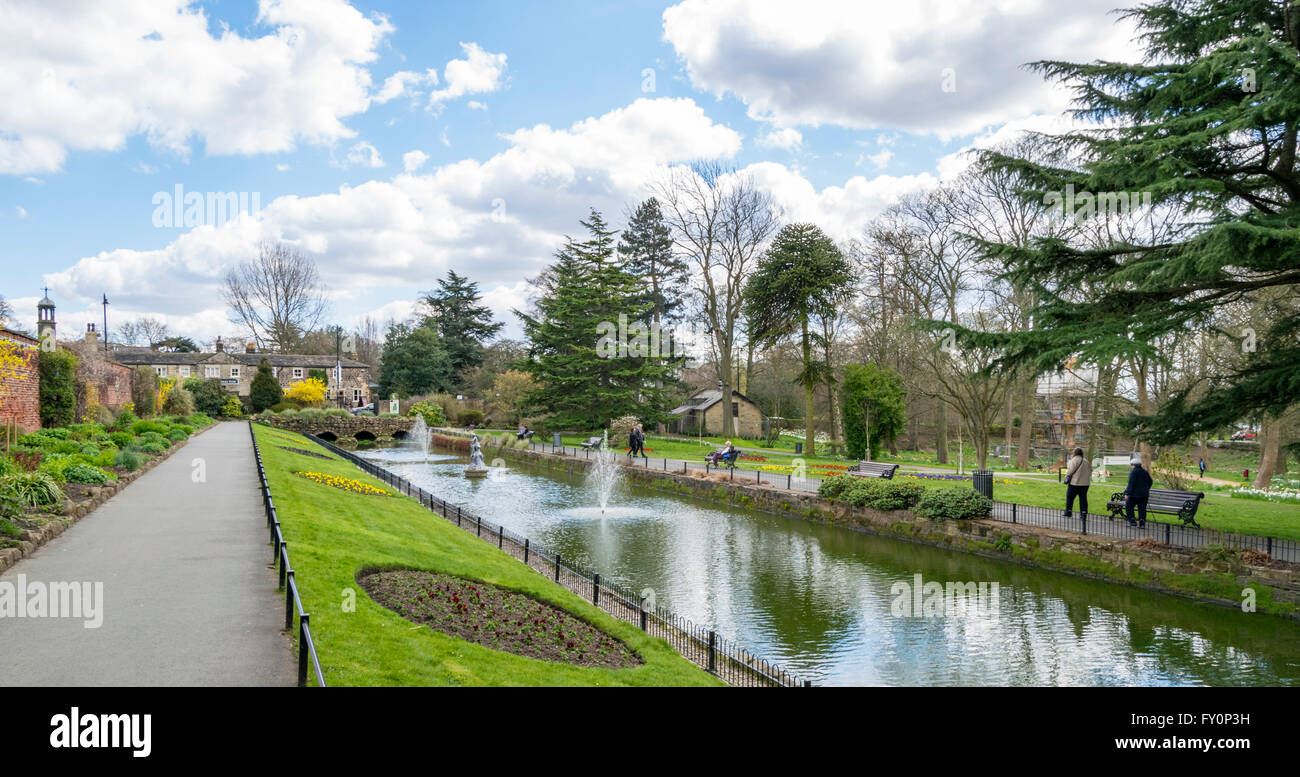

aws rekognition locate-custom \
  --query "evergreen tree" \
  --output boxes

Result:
[420,270,503,383]
[945,0,1300,444]
[617,197,690,329]
[376,323,452,399]
[38,350,78,428]
[249,358,283,412]
[743,223,854,456]
[515,209,679,429]
[841,363,906,461]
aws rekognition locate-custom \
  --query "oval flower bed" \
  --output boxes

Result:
[278,445,334,460]
[293,471,392,496]
[360,569,643,670]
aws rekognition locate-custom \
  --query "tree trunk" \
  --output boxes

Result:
[1133,357,1153,468]
[1254,416,1283,489]
[1016,377,1034,470]
[936,404,948,464]
[802,316,815,456]
[1004,390,1013,465]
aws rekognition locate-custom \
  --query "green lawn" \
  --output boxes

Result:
[253,424,721,687]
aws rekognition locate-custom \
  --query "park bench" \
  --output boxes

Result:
[847,461,899,479]
[1106,488,1205,528]
[579,436,603,450]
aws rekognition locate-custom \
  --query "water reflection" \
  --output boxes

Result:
[359,449,1300,687]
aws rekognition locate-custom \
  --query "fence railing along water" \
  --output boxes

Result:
[524,440,1300,564]
[249,422,326,687]
[307,433,812,687]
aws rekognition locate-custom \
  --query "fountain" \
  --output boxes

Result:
[464,433,489,478]
[406,415,431,459]
[586,429,622,512]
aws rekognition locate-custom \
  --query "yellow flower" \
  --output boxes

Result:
[292,471,392,496]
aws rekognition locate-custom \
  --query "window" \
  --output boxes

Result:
[154,366,168,377]
[353,388,362,403]
[179,366,191,378]
[229,367,240,379]
[204,366,219,378]
[732,402,740,418]
[271,367,278,377]
[292,368,303,379]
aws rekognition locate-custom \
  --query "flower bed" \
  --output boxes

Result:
[277,445,334,461]
[293,471,391,496]
[360,569,643,669]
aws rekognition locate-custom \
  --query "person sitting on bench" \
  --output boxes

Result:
[516,425,533,440]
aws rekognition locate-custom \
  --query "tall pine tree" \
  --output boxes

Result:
[942,0,1300,445]
[617,197,690,329]
[420,270,503,384]
[516,209,678,430]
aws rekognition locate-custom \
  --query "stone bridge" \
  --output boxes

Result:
[258,415,416,447]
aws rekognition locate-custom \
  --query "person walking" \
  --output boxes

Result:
[1122,454,1154,528]
[1062,448,1092,518]
[627,425,638,458]
[1198,457,1206,479]
[634,424,648,460]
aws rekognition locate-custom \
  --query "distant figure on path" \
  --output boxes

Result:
[1063,447,1091,518]
[1198,457,1206,478]
[1122,455,1154,528]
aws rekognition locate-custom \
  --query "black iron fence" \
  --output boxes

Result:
[308,434,811,687]
[249,422,326,687]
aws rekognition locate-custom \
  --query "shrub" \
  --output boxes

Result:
[115,406,139,430]
[278,408,301,420]
[219,395,245,418]
[167,428,188,441]
[187,413,214,427]
[269,401,302,413]
[285,377,327,407]
[0,457,17,477]
[407,400,446,426]
[132,420,169,436]
[161,384,196,416]
[93,404,115,425]
[249,359,283,412]
[913,489,993,521]
[79,444,100,458]
[457,409,485,427]
[131,366,160,417]
[138,440,168,454]
[108,431,134,448]
[31,427,71,440]
[38,349,79,428]
[63,463,113,484]
[187,379,229,417]
[609,415,641,444]
[139,432,171,448]
[324,407,350,418]
[817,473,858,500]
[52,440,84,455]
[91,449,119,468]
[114,450,144,471]
[1,472,64,507]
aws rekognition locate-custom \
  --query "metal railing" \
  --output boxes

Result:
[249,422,326,687]
[308,434,811,687]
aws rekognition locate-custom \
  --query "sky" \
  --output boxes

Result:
[0,0,1146,345]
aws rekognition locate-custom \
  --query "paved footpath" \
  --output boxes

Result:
[0,422,295,686]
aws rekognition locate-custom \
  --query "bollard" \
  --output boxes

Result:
[298,613,310,687]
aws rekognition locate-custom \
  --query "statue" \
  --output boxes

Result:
[465,433,488,478]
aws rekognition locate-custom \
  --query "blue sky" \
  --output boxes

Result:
[0,0,1141,344]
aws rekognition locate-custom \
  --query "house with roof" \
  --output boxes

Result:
[112,336,374,408]
[668,382,765,438]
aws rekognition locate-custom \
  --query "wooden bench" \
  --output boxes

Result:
[579,436,603,450]
[846,461,899,479]
[1107,488,1205,528]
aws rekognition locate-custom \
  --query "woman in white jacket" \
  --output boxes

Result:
[1063,447,1092,518]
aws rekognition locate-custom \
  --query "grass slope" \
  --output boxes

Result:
[253,424,721,687]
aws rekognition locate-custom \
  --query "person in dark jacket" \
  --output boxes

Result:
[627,426,638,458]
[633,424,648,460]
[1122,455,1154,527]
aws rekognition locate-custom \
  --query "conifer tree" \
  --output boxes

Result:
[617,197,690,329]
[420,270,503,383]
[943,0,1300,444]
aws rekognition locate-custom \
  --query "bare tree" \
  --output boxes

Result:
[224,242,329,353]
[115,317,170,347]
[653,162,780,436]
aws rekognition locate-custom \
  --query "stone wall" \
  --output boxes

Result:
[486,441,1300,621]
[0,329,40,433]
[64,340,134,414]
[259,415,414,445]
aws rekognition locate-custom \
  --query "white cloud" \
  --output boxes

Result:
[756,128,802,152]
[467,101,488,111]
[934,113,1068,181]
[0,0,395,175]
[662,0,1143,137]
[132,161,158,174]
[427,43,508,111]
[276,163,292,172]
[860,149,893,170]
[374,68,438,104]
[15,206,28,219]
[402,150,429,173]
[343,141,385,168]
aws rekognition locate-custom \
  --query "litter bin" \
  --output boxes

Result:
[552,432,562,451]
[794,442,803,455]
[972,469,994,499]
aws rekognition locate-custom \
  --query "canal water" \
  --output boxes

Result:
[360,447,1300,686]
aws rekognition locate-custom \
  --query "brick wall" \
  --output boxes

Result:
[64,341,135,413]
[0,329,40,433]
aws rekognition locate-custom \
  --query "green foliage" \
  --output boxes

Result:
[308,368,329,385]
[516,209,680,428]
[407,400,446,426]
[249,359,283,412]
[817,474,924,511]
[166,428,188,441]
[185,378,229,417]
[131,366,160,417]
[187,412,214,427]
[114,449,144,471]
[131,420,169,436]
[946,0,1300,442]
[420,270,504,384]
[617,197,690,326]
[114,406,139,430]
[377,323,453,398]
[137,439,168,454]
[841,362,906,460]
[161,384,196,416]
[63,463,112,484]
[1,471,63,507]
[913,489,993,521]
[457,409,484,426]
[108,431,134,448]
[38,349,78,427]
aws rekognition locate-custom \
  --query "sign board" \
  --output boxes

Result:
[389,394,400,416]
[221,378,239,386]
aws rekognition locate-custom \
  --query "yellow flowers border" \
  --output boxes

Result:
[293,470,392,496]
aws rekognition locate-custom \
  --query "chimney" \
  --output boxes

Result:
[84,323,100,345]
[214,336,224,353]
[246,342,256,354]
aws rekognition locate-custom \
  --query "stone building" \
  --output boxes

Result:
[112,337,373,407]
[669,385,766,439]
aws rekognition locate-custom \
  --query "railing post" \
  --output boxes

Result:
[499,525,504,549]
[477,516,482,537]
[788,473,792,489]
[1012,503,1017,524]
[555,554,561,582]
[1166,523,1172,544]
[278,542,287,587]
[298,613,310,687]
[708,630,717,673]
[285,570,295,629]
[524,538,530,564]
[1267,536,1272,556]
[639,596,647,631]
